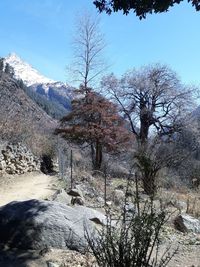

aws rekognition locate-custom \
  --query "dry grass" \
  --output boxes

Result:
[157,187,200,219]
[186,195,200,218]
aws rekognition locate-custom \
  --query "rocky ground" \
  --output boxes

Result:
[0,238,199,267]
[0,171,199,267]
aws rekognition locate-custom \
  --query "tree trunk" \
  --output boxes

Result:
[95,140,102,170]
[136,144,157,197]
[139,105,155,195]
[91,143,95,168]
[139,113,150,145]
[91,141,102,170]
[142,171,157,197]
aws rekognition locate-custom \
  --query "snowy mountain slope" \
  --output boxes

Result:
[5,53,54,87]
[4,52,73,119]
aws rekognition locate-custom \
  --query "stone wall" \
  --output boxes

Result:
[0,142,40,175]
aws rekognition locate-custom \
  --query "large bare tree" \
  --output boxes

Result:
[68,11,107,90]
[102,64,195,194]
[102,64,194,145]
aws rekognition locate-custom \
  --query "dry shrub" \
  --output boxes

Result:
[85,175,176,267]
[0,113,57,158]
[85,201,175,267]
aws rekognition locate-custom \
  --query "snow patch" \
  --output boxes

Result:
[4,53,55,87]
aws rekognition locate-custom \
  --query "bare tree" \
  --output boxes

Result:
[102,64,194,144]
[102,64,195,194]
[68,11,107,90]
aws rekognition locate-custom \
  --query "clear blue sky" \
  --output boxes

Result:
[0,0,200,86]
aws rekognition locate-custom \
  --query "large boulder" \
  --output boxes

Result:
[0,199,106,252]
[174,214,200,233]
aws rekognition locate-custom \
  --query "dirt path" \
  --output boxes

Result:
[0,172,58,206]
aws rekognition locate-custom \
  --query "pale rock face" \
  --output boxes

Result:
[4,53,54,87]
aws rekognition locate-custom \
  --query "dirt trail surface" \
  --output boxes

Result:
[0,172,58,206]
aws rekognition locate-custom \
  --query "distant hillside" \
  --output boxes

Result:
[4,53,73,119]
[18,81,70,119]
[0,71,57,155]
[28,82,72,119]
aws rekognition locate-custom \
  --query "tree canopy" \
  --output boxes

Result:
[102,64,193,144]
[56,87,131,170]
[93,0,200,19]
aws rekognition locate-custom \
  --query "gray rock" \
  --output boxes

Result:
[47,262,60,267]
[52,189,72,205]
[67,188,83,198]
[97,196,104,204]
[71,196,85,206]
[0,199,106,252]
[113,189,125,206]
[0,161,6,170]
[125,203,136,213]
[174,214,200,233]
[15,165,25,170]
[106,201,112,207]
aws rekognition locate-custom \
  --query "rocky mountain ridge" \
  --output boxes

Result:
[4,53,73,119]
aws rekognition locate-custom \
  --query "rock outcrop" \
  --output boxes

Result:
[174,214,200,233]
[0,142,40,175]
[0,199,106,252]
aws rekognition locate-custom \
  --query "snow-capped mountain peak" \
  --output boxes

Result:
[4,53,55,87]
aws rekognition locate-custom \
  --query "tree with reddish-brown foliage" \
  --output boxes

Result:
[55,87,131,170]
